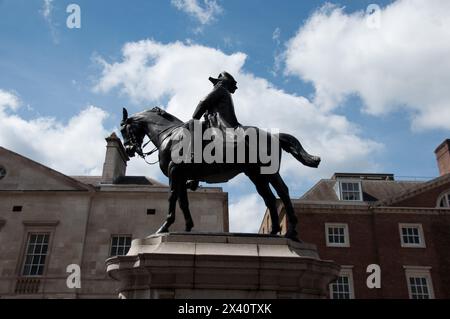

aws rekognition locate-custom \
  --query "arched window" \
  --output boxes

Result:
[438,191,450,208]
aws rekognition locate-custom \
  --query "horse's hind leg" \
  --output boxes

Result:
[246,173,280,235]
[270,173,299,241]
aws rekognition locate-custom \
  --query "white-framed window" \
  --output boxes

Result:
[329,266,355,299]
[110,235,132,256]
[22,233,50,276]
[404,266,434,299]
[399,223,426,248]
[437,191,450,208]
[335,181,363,201]
[325,223,350,247]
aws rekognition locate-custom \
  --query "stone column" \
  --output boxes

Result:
[435,139,450,176]
[101,132,129,184]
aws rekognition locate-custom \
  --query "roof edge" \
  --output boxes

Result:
[0,147,94,192]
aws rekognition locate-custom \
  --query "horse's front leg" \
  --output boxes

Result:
[178,178,194,232]
[156,187,177,234]
[156,164,178,234]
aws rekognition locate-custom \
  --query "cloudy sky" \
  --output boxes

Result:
[1,0,449,232]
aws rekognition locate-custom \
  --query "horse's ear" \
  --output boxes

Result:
[122,108,128,122]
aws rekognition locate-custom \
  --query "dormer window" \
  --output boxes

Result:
[438,192,450,208]
[336,181,362,201]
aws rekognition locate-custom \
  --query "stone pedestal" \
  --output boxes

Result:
[106,233,340,299]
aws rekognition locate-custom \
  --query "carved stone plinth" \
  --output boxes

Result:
[106,233,340,299]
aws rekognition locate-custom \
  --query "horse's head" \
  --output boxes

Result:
[120,108,145,158]
[120,107,184,158]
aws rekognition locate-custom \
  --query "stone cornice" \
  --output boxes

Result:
[22,220,60,227]
[0,190,92,195]
[0,189,228,199]
[375,173,450,207]
[282,202,450,215]
[373,206,450,215]
[293,201,370,211]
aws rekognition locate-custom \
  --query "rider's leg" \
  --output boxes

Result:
[189,119,195,163]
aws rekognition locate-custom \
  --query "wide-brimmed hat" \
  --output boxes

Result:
[209,72,237,85]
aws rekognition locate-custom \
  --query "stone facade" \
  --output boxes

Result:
[0,133,228,298]
[259,139,450,299]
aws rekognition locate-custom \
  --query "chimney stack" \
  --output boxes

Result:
[435,139,450,177]
[101,132,129,184]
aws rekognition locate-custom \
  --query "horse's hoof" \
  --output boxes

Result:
[156,228,168,234]
[285,230,301,242]
[187,180,199,191]
[285,234,301,242]
[185,220,194,232]
[156,224,170,234]
[270,226,281,235]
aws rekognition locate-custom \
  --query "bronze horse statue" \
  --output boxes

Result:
[120,107,320,241]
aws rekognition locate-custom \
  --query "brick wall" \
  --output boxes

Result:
[294,207,450,298]
[435,139,450,176]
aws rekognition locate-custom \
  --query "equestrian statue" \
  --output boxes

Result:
[120,72,320,241]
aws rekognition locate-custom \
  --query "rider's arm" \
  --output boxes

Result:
[192,86,223,119]
[192,101,206,120]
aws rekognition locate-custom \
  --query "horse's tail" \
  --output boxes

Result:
[277,133,321,168]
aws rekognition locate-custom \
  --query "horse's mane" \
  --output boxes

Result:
[131,107,184,125]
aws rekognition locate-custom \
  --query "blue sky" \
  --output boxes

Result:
[1,0,449,232]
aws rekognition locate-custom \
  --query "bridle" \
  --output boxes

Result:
[123,119,184,165]
[123,120,158,165]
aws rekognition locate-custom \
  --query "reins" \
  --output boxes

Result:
[137,123,185,165]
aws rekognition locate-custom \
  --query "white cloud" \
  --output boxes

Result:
[272,27,281,45]
[42,0,53,20]
[229,194,266,233]
[284,0,450,131]
[171,0,223,25]
[271,28,284,76]
[41,0,58,43]
[94,40,246,113]
[94,39,382,182]
[0,90,20,111]
[0,89,109,176]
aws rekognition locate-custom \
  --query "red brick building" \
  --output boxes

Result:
[260,139,450,299]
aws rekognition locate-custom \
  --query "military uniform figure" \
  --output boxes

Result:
[193,71,240,130]
[188,72,241,164]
